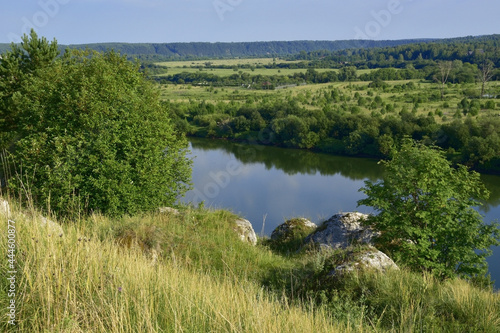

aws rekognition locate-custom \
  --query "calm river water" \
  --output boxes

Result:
[181,137,500,288]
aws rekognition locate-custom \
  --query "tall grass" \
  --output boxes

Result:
[0,200,360,332]
[1,198,499,332]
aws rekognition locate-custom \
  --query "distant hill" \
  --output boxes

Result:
[0,35,497,60]
[1,39,434,60]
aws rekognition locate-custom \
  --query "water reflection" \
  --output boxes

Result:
[190,137,383,181]
[190,137,500,212]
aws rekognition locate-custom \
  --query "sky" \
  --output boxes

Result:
[1,0,499,45]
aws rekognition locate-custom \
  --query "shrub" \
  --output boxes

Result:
[1,31,191,218]
[358,139,500,280]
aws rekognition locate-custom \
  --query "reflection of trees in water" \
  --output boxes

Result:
[189,137,383,182]
[480,174,500,214]
[189,137,500,209]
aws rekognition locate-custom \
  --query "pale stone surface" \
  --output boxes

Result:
[159,207,180,215]
[234,218,257,246]
[0,199,10,218]
[330,248,399,276]
[304,212,379,249]
[271,218,317,241]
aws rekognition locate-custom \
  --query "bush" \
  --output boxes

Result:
[1,31,191,218]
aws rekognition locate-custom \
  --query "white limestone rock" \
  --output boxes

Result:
[233,218,257,246]
[304,212,379,249]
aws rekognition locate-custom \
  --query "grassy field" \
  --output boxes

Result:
[2,197,499,332]
[159,79,500,123]
[156,57,294,68]
[154,57,374,77]
[155,67,343,77]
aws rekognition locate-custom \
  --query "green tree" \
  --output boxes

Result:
[358,140,499,280]
[338,66,357,82]
[0,30,59,148]
[2,32,191,218]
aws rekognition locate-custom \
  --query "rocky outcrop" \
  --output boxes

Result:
[304,212,378,250]
[271,218,317,242]
[330,248,399,276]
[233,218,257,246]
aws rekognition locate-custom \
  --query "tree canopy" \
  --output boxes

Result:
[0,31,191,218]
[358,139,500,281]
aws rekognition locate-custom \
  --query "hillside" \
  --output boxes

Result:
[1,198,499,332]
[2,38,434,60]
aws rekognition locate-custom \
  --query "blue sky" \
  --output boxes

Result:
[1,0,499,44]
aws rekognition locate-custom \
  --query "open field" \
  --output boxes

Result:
[159,80,500,122]
[156,57,295,68]
[155,67,345,77]
[154,57,374,77]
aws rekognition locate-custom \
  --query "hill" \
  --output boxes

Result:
[2,38,434,60]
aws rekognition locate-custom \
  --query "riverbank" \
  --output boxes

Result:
[1,198,499,332]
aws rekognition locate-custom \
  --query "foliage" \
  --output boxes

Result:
[0,31,59,148]
[1,31,191,218]
[358,139,500,280]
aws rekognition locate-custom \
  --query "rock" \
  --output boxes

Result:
[271,218,317,242]
[0,199,11,218]
[330,248,399,276]
[159,207,180,215]
[40,216,64,236]
[233,218,257,246]
[304,212,378,250]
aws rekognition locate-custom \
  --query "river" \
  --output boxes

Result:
[181,137,500,288]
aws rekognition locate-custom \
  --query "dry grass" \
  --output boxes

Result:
[0,199,359,332]
[1,197,499,332]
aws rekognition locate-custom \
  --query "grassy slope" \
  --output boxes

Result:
[1,198,499,332]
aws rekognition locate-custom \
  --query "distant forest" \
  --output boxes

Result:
[1,38,437,60]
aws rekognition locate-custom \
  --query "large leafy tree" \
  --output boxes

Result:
[358,139,499,280]
[1,31,191,217]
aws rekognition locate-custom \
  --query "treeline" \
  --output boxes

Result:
[0,39,424,61]
[64,39,428,60]
[155,64,495,88]
[289,35,500,68]
[166,96,500,173]
[2,34,497,63]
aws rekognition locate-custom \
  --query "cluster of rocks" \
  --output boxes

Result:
[233,211,398,276]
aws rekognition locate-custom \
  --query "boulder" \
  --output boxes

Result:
[233,218,257,246]
[330,248,399,276]
[0,199,10,218]
[304,212,378,250]
[271,218,317,242]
